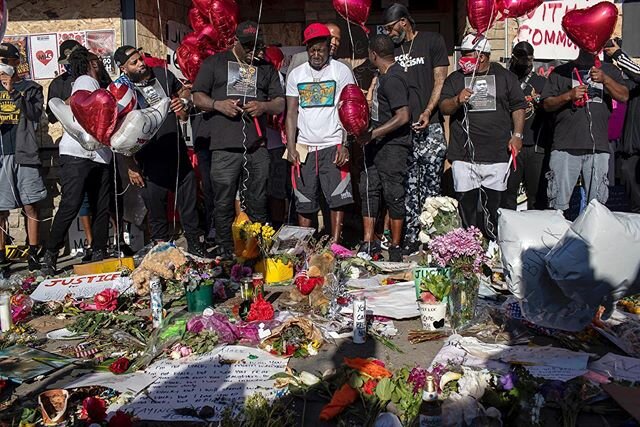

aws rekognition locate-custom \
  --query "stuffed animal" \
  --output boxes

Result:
[131,243,188,295]
[307,251,335,278]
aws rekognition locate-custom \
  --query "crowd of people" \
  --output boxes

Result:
[0,2,638,274]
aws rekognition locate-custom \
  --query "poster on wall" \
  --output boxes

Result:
[86,30,116,75]
[2,35,30,79]
[29,33,59,80]
[515,0,614,60]
[166,20,191,80]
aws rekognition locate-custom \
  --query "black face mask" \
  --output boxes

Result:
[510,58,531,76]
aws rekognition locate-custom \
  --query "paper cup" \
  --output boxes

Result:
[418,302,447,331]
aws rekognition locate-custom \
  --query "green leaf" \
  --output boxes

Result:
[349,373,364,389]
[375,377,394,402]
[270,373,295,380]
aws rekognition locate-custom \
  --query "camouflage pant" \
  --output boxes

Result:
[404,123,447,244]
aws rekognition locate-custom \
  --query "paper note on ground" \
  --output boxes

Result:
[66,371,155,395]
[30,273,133,302]
[589,353,640,382]
[115,345,288,421]
[343,282,418,319]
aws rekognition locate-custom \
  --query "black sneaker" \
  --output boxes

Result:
[81,247,93,263]
[186,237,207,259]
[357,240,383,260]
[403,241,420,257]
[388,245,404,262]
[41,250,58,276]
[91,248,107,262]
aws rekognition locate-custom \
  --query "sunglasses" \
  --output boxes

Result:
[383,19,400,34]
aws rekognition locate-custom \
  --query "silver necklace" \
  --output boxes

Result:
[400,32,418,73]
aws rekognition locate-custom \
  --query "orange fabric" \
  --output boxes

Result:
[344,357,392,379]
[319,383,359,421]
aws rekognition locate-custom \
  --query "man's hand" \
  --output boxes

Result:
[604,39,620,58]
[589,67,609,84]
[214,99,243,118]
[243,100,266,118]
[413,109,431,130]
[334,145,350,167]
[170,97,184,114]
[128,168,145,188]
[457,88,474,105]
[357,130,373,145]
[508,135,523,155]
[286,145,300,165]
[568,85,588,102]
[0,74,12,93]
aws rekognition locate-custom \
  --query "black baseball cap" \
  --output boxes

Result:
[58,40,82,65]
[383,3,415,27]
[236,21,263,46]
[114,45,142,68]
[0,43,20,60]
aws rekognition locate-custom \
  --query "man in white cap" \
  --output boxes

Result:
[439,34,526,240]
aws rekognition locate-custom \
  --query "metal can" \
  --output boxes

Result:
[150,276,163,328]
[352,296,367,344]
[252,273,264,299]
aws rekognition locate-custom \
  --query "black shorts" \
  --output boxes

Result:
[294,144,354,214]
[268,146,291,200]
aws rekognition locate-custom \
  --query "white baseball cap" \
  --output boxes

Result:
[460,33,492,54]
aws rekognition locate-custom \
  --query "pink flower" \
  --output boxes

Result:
[80,397,107,422]
[94,289,120,311]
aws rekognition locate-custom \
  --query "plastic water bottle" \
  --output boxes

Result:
[150,276,163,328]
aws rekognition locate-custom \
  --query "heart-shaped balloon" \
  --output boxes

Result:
[110,97,171,156]
[206,0,240,43]
[176,42,205,83]
[496,0,543,19]
[188,7,209,33]
[70,89,119,146]
[562,1,618,54]
[333,0,371,33]
[467,0,498,35]
[107,82,137,119]
[338,84,369,137]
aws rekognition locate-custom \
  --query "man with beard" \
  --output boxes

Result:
[42,47,113,275]
[439,34,526,240]
[382,3,449,255]
[287,22,342,76]
[286,23,355,243]
[192,21,285,259]
[113,45,205,257]
[502,41,549,210]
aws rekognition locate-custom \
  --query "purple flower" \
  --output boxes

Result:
[201,272,211,279]
[427,227,487,274]
[500,372,517,391]
[230,264,253,282]
[408,366,428,394]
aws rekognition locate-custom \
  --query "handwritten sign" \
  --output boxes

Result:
[117,346,288,421]
[30,273,133,302]
[515,0,614,60]
[28,33,58,80]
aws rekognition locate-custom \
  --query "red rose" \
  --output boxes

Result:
[108,410,134,427]
[285,344,296,356]
[94,289,120,311]
[362,379,378,395]
[247,294,274,322]
[109,357,130,374]
[80,396,107,422]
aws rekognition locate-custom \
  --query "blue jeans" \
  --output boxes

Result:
[546,150,609,211]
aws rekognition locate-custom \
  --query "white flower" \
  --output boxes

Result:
[349,266,361,279]
[457,367,492,399]
[298,371,320,386]
[419,211,434,227]
[306,342,318,356]
[418,231,431,244]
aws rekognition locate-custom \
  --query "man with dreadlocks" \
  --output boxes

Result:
[41,47,113,275]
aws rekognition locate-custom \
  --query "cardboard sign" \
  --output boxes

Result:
[30,273,133,302]
[514,0,614,60]
[28,33,58,80]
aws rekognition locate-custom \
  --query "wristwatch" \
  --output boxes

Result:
[513,132,524,139]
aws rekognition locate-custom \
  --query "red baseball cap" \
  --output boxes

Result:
[303,23,331,45]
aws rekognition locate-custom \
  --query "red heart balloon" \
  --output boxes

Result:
[467,0,498,35]
[70,89,118,146]
[338,84,369,137]
[562,1,618,54]
[188,7,209,33]
[496,0,543,19]
[207,0,240,42]
[176,42,205,83]
[333,0,371,33]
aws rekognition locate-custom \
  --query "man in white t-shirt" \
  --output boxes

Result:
[41,47,113,275]
[286,23,355,243]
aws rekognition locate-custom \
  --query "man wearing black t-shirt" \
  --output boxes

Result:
[356,35,411,262]
[383,3,449,255]
[192,21,285,259]
[440,35,526,240]
[502,42,549,210]
[542,49,629,213]
[114,45,205,257]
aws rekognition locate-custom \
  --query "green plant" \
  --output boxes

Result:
[420,271,451,302]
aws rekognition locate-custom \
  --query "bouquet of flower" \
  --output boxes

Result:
[418,196,461,244]
[180,263,223,293]
[428,227,487,277]
[241,221,276,257]
[261,318,322,358]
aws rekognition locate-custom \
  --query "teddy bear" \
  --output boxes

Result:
[131,243,188,295]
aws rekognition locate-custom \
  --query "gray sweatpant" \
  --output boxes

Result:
[546,150,609,211]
